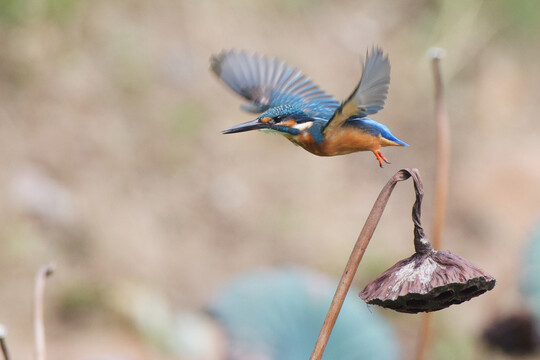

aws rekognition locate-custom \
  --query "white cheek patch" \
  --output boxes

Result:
[293,122,313,131]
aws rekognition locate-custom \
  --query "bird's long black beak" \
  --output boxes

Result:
[222,119,267,134]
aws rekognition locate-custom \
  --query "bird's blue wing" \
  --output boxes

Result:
[323,47,390,134]
[211,50,339,118]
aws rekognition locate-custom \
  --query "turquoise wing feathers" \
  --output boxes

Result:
[323,47,391,134]
[210,50,339,118]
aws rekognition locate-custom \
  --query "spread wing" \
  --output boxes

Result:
[323,47,390,134]
[211,50,339,118]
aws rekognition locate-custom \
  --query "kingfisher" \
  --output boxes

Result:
[211,47,408,167]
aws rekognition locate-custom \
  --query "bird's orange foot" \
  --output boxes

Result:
[374,151,390,168]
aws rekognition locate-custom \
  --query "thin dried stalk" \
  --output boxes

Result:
[310,169,419,360]
[34,264,55,360]
[415,312,433,360]
[416,47,450,360]
[431,47,450,250]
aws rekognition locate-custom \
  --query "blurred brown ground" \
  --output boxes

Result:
[0,0,539,359]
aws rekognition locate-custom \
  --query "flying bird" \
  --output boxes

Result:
[211,47,408,167]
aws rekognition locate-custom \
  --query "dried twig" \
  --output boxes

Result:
[415,47,450,360]
[310,169,420,360]
[0,324,9,360]
[34,264,55,360]
[415,311,433,360]
[430,47,450,250]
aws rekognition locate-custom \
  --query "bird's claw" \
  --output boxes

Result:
[375,151,390,168]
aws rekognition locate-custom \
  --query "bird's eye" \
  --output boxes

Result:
[274,115,283,122]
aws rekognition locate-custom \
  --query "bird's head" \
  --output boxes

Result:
[222,105,313,136]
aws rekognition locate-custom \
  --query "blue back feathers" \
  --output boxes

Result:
[348,118,409,146]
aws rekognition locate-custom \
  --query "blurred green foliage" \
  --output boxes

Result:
[170,100,207,138]
[45,0,80,23]
[57,282,110,323]
[0,0,24,23]
[0,0,82,24]
[488,0,540,38]
[433,330,473,360]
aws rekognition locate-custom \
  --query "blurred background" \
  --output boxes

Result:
[1,0,539,359]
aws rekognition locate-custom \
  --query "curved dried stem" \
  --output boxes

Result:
[310,168,421,360]
[34,264,55,360]
[408,169,431,254]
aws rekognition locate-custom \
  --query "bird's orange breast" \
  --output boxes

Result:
[292,127,384,156]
